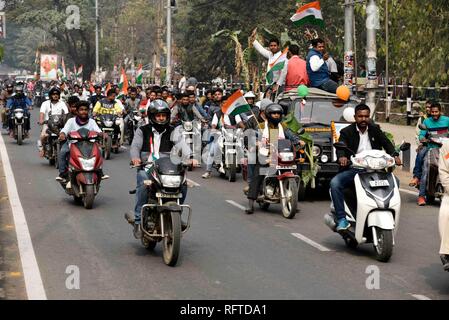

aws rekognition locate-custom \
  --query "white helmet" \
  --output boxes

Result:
[244,91,256,99]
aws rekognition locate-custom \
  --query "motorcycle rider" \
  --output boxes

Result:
[57,101,106,181]
[244,103,302,214]
[171,92,207,126]
[207,88,225,120]
[124,87,141,115]
[438,139,449,271]
[89,85,105,108]
[38,87,68,157]
[65,96,80,124]
[188,91,209,121]
[330,104,401,231]
[417,102,449,206]
[1,83,14,129]
[125,100,192,239]
[409,101,432,188]
[7,83,33,138]
[93,89,124,149]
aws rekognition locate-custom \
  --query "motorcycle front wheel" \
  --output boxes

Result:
[281,179,298,219]
[374,227,393,262]
[16,125,22,145]
[83,185,96,210]
[162,210,181,267]
[228,162,236,182]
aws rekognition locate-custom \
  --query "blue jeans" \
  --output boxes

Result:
[419,153,430,197]
[58,142,70,175]
[330,169,361,220]
[134,169,188,223]
[413,146,428,179]
[318,79,338,94]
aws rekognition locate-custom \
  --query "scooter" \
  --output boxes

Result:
[216,127,244,182]
[324,142,410,262]
[57,128,107,209]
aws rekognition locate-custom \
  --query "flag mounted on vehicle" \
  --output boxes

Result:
[221,90,251,116]
[291,1,324,28]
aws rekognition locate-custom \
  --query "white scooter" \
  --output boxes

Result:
[324,142,410,262]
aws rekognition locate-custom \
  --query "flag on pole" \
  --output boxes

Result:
[136,64,143,85]
[291,1,324,28]
[118,68,129,98]
[76,65,83,77]
[105,82,112,95]
[266,48,288,84]
[221,90,251,116]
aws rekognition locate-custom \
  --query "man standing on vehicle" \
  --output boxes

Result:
[330,104,401,231]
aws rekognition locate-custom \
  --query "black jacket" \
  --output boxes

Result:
[336,123,398,160]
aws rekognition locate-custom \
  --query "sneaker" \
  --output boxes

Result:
[124,212,135,224]
[202,172,212,179]
[336,218,350,232]
[245,206,254,215]
[181,221,188,231]
[56,172,68,182]
[101,175,110,180]
[243,185,250,194]
[417,196,426,206]
[440,255,449,272]
[218,166,226,174]
[409,177,420,187]
[133,224,142,239]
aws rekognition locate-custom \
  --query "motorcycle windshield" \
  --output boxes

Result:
[155,156,184,175]
[77,141,94,158]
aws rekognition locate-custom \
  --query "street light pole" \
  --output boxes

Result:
[344,0,354,87]
[365,0,379,116]
[95,0,100,82]
[166,0,172,87]
[385,0,390,121]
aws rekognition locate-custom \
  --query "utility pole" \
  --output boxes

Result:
[344,0,354,87]
[365,0,379,116]
[95,0,100,82]
[166,0,172,86]
[385,0,390,121]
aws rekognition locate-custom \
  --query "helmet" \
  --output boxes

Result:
[14,82,24,92]
[259,98,274,113]
[244,91,256,99]
[265,103,284,125]
[49,87,61,97]
[148,99,171,130]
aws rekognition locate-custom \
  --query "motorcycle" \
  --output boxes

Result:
[215,127,244,182]
[96,114,121,160]
[180,120,202,171]
[43,114,65,167]
[10,108,28,145]
[255,139,300,219]
[57,128,106,209]
[125,110,146,145]
[324,142,410,262]
[130,158,192,267]
[416,124,449,203]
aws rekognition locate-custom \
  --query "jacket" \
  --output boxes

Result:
[336,123,398,160]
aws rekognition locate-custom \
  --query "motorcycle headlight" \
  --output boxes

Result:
[183,122,193,132]
[79,157,96,171]
[15,112,24,119]
[160,175,182,188]
[104,120,113,127]
[134,115,142,121]
[53,116,60,123]
[364,156,393,170]
[312,146,322,157]
[352,156,368,168]
[280,152,295,162]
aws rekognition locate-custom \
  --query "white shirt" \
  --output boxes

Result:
[211,114,242,127]
[310,55,325,72]
[151,127,165,160]
[40,100,69,121]
[356,126,373,154]
[326,56,338,73]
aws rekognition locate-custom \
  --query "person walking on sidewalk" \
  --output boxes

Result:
[438,139,449,271]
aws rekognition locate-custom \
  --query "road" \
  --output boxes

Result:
[0,108,448,300]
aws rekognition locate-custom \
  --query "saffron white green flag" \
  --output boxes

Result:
[266,48,288,85]
[291,1,324,28]
[136,64,143,85]
[221,90,251,116]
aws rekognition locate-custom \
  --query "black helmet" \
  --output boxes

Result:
[49,87,61,97]
[148,100,171,131]
[14,82,24,92]
[265,103,284,125]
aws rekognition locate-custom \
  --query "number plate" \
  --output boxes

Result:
[156,192,182,199]
[276,165,297,170]
[369,180,390,188]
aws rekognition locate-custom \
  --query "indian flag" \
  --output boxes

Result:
[136,64,143,85]
[76,65,83,77]
[61,57,67,79]
[222,90,251,116]
[118,68,129,98]
[291,1,324,28]
[266,48,288,84]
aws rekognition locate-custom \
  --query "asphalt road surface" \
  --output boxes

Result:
[0,108,448,300]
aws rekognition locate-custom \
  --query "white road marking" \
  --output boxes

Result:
[187,179,201,187]
[291,233,333,252]
[0,135,47,300]
[400,188,419,196]
[410,294,432,300]
[226,200,246,211]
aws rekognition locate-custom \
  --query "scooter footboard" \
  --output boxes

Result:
[367,210,395,230]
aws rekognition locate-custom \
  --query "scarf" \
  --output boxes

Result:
[75,116,89,126]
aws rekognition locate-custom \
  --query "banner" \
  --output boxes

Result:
[40,54,58,81]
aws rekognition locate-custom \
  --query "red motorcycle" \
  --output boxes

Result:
[58,128,107,209]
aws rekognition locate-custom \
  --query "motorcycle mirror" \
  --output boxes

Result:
[297,128,306,136]
[399,142,411,152]
[333,142,348,149]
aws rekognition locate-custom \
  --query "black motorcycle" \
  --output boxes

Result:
[125,110,145,145]
[130,158,192,267]
[96,114,121,160]
[10,108,28,145]
[44,114,65,167]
